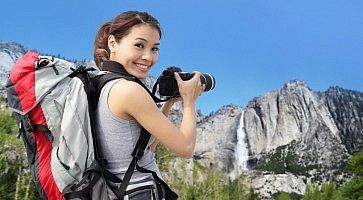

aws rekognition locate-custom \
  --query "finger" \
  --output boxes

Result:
[191,71,201,81]
[174,72,182,83]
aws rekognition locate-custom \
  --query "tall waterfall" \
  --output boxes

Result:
[229,110,249,180]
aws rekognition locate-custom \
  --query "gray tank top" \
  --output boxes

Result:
[95,79,162,182]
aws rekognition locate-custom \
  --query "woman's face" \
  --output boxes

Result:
[108,24,160,79]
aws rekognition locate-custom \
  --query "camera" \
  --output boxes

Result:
[157,66,216,98]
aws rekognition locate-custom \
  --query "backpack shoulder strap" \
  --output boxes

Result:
[115,128,151,198]
[100,60,164,103]
[96,61,178,199]
[117,128,178,199]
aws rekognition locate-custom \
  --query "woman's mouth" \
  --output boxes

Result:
[135,63,149,72]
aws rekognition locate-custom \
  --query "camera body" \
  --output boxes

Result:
[158,66,215,98]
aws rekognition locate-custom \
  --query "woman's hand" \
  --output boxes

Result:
[174,72,205,107]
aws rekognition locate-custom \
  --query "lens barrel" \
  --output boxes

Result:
[200,73,216,92]
[157,67,216,98]
[179,72,216,92]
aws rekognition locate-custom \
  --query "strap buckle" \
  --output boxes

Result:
[22,115,33,133]
[134,149,144,160]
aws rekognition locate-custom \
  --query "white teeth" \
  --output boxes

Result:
[136,64,148,69]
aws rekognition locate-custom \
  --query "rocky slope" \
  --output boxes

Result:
[194,105,243,171]
[0,41,27,91]
[322,86,363,153]
[191,80,363,199]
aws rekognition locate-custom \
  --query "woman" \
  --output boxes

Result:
[94,11,204,199]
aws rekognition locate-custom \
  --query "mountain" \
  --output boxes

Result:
[1,41,362,199]
[0,41,26,70]
[0,41,27,90]
[192,80,363,198]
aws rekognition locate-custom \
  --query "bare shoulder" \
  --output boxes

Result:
[108,79,156,118]
[111,80,151,100]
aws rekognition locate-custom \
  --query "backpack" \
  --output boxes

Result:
[6,51,178,199]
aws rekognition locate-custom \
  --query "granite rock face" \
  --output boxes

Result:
[0,41,27,91]
[251,172,306,199]
[322,87,363,153]
[192,80,362,198]
[194,105,243,171]
[245,80,341,155]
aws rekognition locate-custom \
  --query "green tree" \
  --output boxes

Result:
[303,184,320,200]
[341,178,363,200]
[275,191,302,200]
[275,192,291,200]
[0,105,38,199]
[171,161,256,200]
[320,182,343,200]
[0,108,18,135]
[346,150,363,176]
[341,150,363,200]
[303,182,342,200]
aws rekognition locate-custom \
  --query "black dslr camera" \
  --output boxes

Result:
[156,66,216,98]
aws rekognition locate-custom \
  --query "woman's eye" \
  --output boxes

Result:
[152,47,159,52]
[135,43,144,48]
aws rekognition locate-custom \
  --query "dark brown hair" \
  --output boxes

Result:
[93,11,162,68]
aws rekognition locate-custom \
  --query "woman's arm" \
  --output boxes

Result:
[150,99,179,152]
[108,73,203,158]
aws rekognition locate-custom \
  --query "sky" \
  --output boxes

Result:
[1,0,362,115]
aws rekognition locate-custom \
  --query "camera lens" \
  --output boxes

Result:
[156,67,216,98]
[200,73,216,92]
[179,72,216,92]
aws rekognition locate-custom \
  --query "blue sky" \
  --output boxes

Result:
[1,0,362,114]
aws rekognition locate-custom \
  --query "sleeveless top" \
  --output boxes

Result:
[95,79,162,183]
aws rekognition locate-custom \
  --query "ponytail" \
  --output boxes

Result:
[94,22,112,68]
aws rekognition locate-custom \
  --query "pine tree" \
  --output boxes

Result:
[341,150,363,200]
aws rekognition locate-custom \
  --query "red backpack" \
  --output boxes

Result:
[6,51,178,199]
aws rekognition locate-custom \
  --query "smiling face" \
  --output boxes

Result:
[108,24,160,79]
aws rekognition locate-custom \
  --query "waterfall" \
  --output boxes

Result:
[229,110,249,180]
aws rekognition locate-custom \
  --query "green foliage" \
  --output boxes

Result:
[320,182,343,200]
[341,178,363,200]
[275,191,302,200]
[0,108,18,136]
[275,192,292,200]
[340,150,363,200]
[156,142,256,199]
[0,106,38,199]
[256,142,314,175]
[171,161,257,200]
[256,145,286,174]
[302,182,343,200]
[346,151,363,176]
[0,95,5,103]
[0,107,22,149]
[156,143,176,172]
[303,184,320,200]
[300,150,363,200]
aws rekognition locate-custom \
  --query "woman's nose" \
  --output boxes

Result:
[141,50,152,61]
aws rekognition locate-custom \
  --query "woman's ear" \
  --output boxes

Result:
[108,35,116,53]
